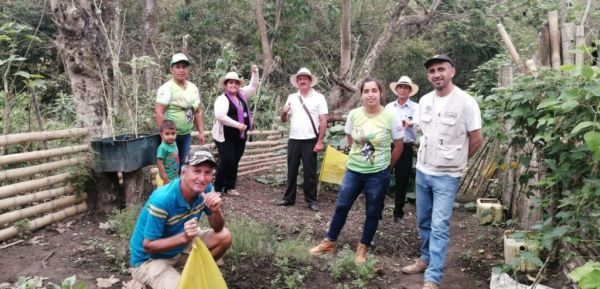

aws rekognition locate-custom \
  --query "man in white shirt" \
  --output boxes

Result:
[276,68,328,211]
[402,55,483,289]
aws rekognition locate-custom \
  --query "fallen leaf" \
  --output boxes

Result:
[97,275,119,288]
[29,235,45,245]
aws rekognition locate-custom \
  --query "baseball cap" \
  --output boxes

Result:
[424,55,453,68]
[170,53,191,66]
[184,146,217,167]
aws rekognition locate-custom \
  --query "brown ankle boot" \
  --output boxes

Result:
[355,243,368,264]
[402,258,428,274]
[309,239,335,255]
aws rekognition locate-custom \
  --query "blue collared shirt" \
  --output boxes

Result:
[385,99,417,143]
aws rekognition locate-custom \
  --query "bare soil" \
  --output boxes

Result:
[0,176,569,288]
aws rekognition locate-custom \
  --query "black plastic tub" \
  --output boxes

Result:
[91,133,160,172]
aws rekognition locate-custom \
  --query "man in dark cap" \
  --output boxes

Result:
[129,146,231,289]
[402,55,483,289]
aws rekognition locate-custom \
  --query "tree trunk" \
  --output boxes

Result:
[142,0,158,90]
[50,0,113,137]
[253,0,273,84]
[329,0,441,112]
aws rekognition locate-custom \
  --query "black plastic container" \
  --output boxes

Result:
[91,133,160,172]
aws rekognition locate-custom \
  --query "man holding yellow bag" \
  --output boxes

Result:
[129,147,232,289]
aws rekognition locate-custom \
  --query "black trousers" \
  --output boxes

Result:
[283,138,318,204]
[393,143,414,218]
[214,137,246,193]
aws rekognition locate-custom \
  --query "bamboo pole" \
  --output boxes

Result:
[239,151,275,161]
[549,11,562,68]
[0,157,84,181]
[239,159,286,172]
[0,193,86,226]
[0,144,90,165]
[0,128,89,146]
[191,129,283,138]
[0,185,75,210]
[0,173,72,199]
[496,23,526,73]
[561,22,576,65]
[575,25,585,67]
[238,163,286,177]
[245,140,282,147]
[244,144,286,155]
[0,202,87,242]
[238,155,286,167]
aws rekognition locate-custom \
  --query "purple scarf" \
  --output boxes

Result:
[225,91,253,139]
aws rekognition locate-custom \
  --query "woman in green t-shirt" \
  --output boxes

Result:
[309,77,404,264]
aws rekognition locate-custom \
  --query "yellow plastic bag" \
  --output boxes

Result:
[176,237,228,289]
[318,146,348,185]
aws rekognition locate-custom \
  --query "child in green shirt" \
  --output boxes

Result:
[157,120,180,185]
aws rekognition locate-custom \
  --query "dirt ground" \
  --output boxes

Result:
[0,175,569,289]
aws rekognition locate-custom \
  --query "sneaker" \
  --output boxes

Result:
[394,215,404,224]
[228,189,240,196]
[355,243,368,264]
[422,281,439,289]
[308,239,335,255]
[402,258,428,274]
[275,200,294,206]
[308,203,319,211]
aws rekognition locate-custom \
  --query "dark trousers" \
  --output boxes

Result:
[283,138,318,204]
[214,138,246,193]
[393,143,414,218]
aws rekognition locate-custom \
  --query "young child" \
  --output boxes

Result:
[156,120,179,185]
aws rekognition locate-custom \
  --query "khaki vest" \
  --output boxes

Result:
[417,88,470,174]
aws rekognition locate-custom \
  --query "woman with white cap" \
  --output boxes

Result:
[155,53,205,164]
[211,65,260,196]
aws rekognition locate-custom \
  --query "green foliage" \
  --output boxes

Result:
[270,257,312,289]
[48,275,86,289]
[483,65,600,269]
[569,262,600,289]
[108,204,141,239]
[328,246,377,288]
[226,216,313,265]
[14,275,86,289]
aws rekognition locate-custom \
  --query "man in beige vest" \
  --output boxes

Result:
[402,55,483,289]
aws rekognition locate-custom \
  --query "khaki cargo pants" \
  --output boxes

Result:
[130,229,211,289]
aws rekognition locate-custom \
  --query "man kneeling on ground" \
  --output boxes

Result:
[129,146,232,289]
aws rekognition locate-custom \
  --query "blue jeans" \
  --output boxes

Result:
[415,169,460,285]
[176,133,192,166]
[326,168,390,246]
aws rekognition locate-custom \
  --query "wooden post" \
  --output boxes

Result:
[499,64,515,212]
[499,64,514,87]
[525,59,538,76]
[537,23,551,66]
[549,11,562,68]
[561,22,576,65]
[496,23,526,73]
[575,25,585,67]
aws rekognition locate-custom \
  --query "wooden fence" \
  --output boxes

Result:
[0,128,90,242]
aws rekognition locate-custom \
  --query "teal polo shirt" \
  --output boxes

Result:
[129,179,213,267]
